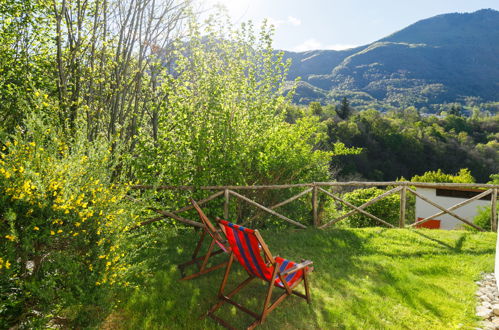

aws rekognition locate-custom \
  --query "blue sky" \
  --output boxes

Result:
[203,0,499,51]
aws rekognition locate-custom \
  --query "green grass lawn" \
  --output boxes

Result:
[104,227,496,329]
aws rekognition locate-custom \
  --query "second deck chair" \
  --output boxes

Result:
[177,198,229,281]
[205,220,313,329]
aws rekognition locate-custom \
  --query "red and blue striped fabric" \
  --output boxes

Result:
[274,257,304,288]
[219,220,307,288]
[220,220,273,280]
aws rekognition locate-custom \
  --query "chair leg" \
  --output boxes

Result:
[219,253,234,297]
[179,260,227,281]
[178,230,206,277]
[200,239,216,271]
[259,266,278,324]
[204,274,254,319]
[202,253,235,319]
[191,230,207,269]
[303,271,311,304]
[203,258,312,329]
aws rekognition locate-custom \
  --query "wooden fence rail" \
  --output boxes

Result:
[130,181,499,232]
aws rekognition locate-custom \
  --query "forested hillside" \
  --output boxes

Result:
[283,9,499,109]
[286,102,498,182]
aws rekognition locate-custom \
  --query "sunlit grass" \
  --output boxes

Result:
[106,227,496,329]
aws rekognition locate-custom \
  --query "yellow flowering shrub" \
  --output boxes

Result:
[0,128,136,326]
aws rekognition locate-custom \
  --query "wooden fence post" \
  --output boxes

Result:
[399,186,407,228]
[312,184,318,227]
[129,181,499,230]
[224,189,229,220]
[491,188,498,232]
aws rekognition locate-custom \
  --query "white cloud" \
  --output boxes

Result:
[267,17,285,28]
[293,38,323,52]
[287,16,301,26]
[266,15,301,28]
[292,38,358,52]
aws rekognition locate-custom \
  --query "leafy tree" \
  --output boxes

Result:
[128,15,362,221]
[336,97,351,120]
[324,104,497,182]
[410,168,475,183]
[488,174,499,184]
[448,104,463,117]
[0,0,54,134]
[309,102,323,117]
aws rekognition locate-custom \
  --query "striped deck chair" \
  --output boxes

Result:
[177,198,229,281]
[205,219,313,329]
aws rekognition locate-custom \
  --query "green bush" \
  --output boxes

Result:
[473,206,498,231]
[342,187,401,228]
[0,122,135,328]
[411,168,475,183]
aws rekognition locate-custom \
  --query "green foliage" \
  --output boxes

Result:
[341,187,401,227]
[472,174,499,231]
[0,0,54,133]
[129,15,361,227]
[324,107,497,182]
[336,97,351,119]
[0,118,135,327]
[1,1,496,328]
[411,168,475,183]
[473,206,496,232]
[488,174,499,184]
[133,16,292,187]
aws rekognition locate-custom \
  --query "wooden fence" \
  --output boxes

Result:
[130,181,499,232]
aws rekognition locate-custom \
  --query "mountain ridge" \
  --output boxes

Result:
[282,9,499,109]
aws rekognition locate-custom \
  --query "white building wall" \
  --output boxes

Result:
[415,187,490,230]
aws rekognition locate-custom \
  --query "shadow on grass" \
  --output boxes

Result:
[411,229,467,252]
[115,227,496,329]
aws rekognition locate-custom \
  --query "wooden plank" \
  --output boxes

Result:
[272,187,313,209]
[203,183,313,190]
[319,187,399,229]
[131,183,313,190]
[315,181,401,187]
[125,196,204,229]
[224,189,229,220]
[314,181,499,189]
[399,186,407,228]
[228,190,307,229]
[130,185,195,190]
[136,214,167,226]
[410,182,498,189]
[407,187,487,231]
[491,188,497,232]
[312,185,318,227]
[242,188,313,225]
[173,190,224,214]
[254,230,275,262]
[147,208,204,228]
[131,182,499,191]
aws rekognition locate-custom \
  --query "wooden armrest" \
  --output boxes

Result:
[280,260,313,276]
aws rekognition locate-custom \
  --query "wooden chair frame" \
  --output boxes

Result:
[204,220,313,329]
[178,198,229,281]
